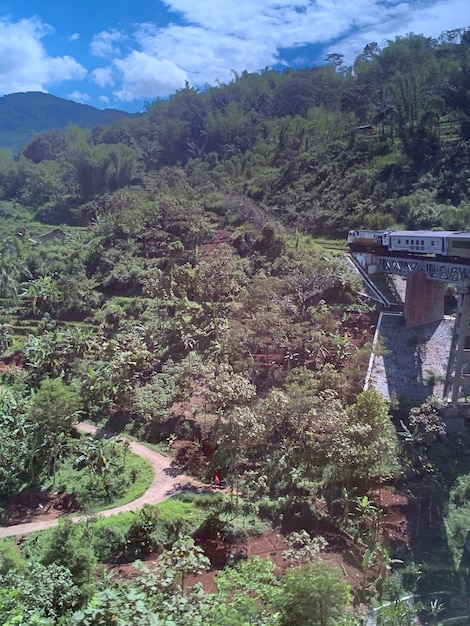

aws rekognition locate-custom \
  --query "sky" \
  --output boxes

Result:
[0,0,468,113]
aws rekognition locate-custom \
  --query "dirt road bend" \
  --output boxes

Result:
[0,422,200,539]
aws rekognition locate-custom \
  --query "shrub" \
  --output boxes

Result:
[91,525,127,563]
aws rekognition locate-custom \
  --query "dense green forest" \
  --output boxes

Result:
[1,28,470,625]
[0,92,133,153]
[1,29,470,234]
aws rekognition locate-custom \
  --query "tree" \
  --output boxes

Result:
[75,535,212,625]
[74,435,110,477]
[26,378,82,480]
[276,561,354,626]
[1,562,80,622]
[339,387,399,484]
[20,276,61,317]
[73,581,165,626]
[74,143,139,201]
[212,556,280,625]
[27,377,82,437]
[156,535,210,595]
[40,519,97,599]
[378,34,442,163]
[21,129,71,163]
[0,390,35,495]
[0,250,28,301]
[0,587,49,626]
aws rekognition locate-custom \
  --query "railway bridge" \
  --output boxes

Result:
[351,251,470,406]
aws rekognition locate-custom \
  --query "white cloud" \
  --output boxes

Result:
[134,23,280,83]
[159,0,469,63]
[91,0,470,105]
[70,33,80,42]
[0,17,86,94]
[68,90,91,103]
[92,66,115,87]
[113,50,188,100]
[323,0,470,63]
[91,29,124,58]
[161,0,358,45]
[402,0,470,41]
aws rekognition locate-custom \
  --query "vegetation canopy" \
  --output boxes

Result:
[1,25,470,625]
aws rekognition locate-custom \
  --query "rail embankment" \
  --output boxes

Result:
[366,312,454,406]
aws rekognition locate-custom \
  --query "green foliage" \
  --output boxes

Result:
[0,586,50,626]
[40,519,97,598]
[444,472,470,566]
[342,387,399,483]
[125,505,162,559]
[282,530,328,566]
[156,535,210,594]
[2,30,470,622]
[25,377,83,482]
[0,92,132,152]
[375,600,421,626]
[53,434,153,510]
[1,561,80,622]
[0,30,468,234]
[276,561,353,626]
[27,377,82,436]
[73,583,167,625]
[0,541,26,575]
[213,556,280,625]
[76,551,280,626]
[0,389,35,495]
[89,523,128,564]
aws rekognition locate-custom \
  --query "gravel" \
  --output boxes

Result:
[367,312,455,406]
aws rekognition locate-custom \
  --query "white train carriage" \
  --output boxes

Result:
[348,229,470,260]
[447,232,470,259]
[387,231,449,255]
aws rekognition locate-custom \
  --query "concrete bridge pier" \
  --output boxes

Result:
[444,282,470,405]
[404,270,445,327]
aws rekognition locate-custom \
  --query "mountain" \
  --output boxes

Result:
[0,92,136,152]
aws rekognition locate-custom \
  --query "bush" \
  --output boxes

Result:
[0,541,26,575]
[91,525,127,563]
[277,562,352,626]
[124,505,161,559]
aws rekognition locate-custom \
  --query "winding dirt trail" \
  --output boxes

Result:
[0,422,201,539]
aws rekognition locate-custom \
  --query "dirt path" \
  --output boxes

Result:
[0,422,202,540]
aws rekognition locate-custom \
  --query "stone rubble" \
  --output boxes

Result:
[367,312,455,406]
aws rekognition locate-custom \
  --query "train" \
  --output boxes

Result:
[347,229,470,260]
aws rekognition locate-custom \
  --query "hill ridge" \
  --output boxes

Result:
[0,91,135,151]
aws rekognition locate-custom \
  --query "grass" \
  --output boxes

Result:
[155,496,211,529]
[312,237,349,251]
[84,418,172,456]
[18,494,217,542]
[42,437,154,513]
[92,453,154,513]
[0,489,272,570]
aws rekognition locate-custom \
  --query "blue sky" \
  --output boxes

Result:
[0,0,468,113]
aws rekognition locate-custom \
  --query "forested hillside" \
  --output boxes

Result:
[1,28,470,625]
[1,29,469,235]
[0,92,133,152]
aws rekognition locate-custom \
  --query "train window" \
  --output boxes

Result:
[431,241,434,246]
[451,239,470,249]
[406,240,409,244]
[421,240,424,245]
[397,239,401,244]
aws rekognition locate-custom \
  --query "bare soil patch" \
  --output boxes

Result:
[3,491,80,526]
[109,526,363,594]
[109,486,410,600]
